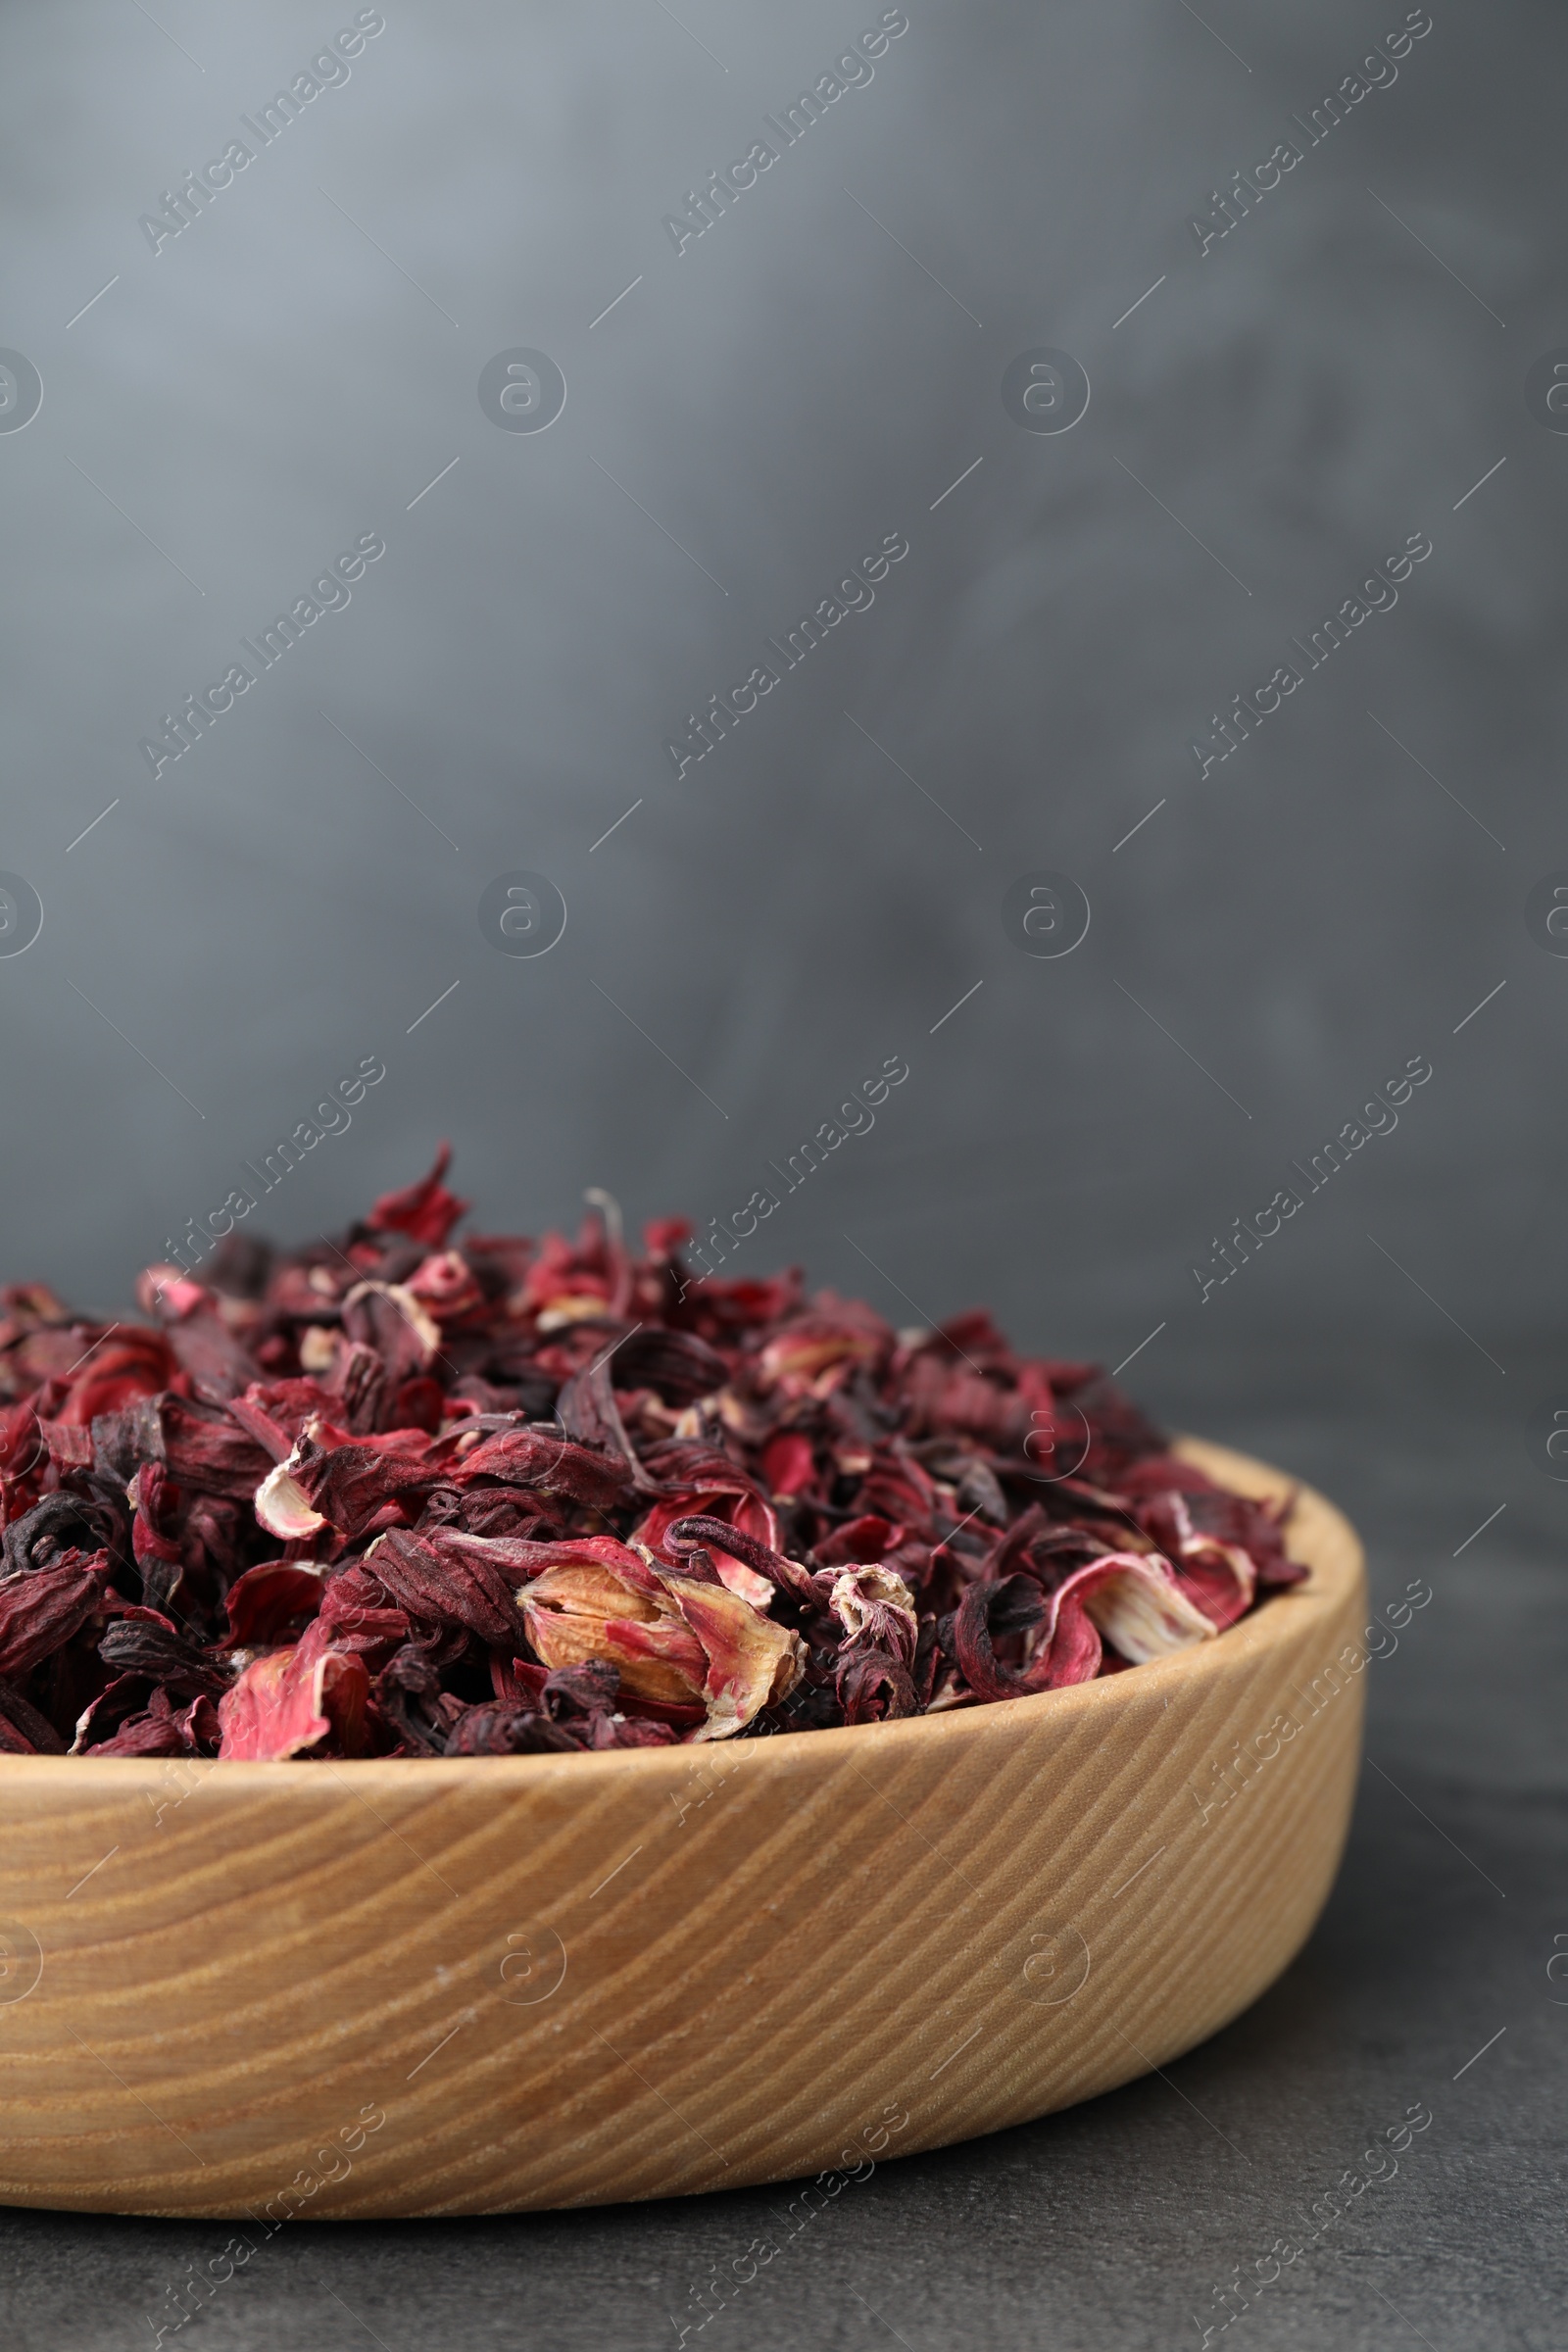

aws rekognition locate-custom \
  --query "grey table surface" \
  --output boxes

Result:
[0,1327,1558,2352]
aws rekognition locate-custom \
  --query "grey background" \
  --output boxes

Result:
[1,0,1564,2343]
[1,0,1561,1365]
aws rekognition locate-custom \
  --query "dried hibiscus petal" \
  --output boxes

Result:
[4,1491,122,1579]
[218,1621,370,1760]
[366,1141,470,1250]
[517,1542,804,1740]
[270,1428,444,1541]
[0,1149,1301,1762]
[956,1553,1214,1702]
[160,1396,274,1502]
[444,1701,579,1755]
[99,1612,227,1697]
[0,1675,67,1753]
[660,1514,819,1612]
[826,1565,919,1669]
[0,1552,113,1682]
[367,1527,520,1649]
[635,1473,780,1610]
[450,1424,633,1513]
[95,1688,220,1758]
[836,1647,919,1723]
[220,1560,328,1648]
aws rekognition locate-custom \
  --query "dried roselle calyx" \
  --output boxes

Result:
[88,1397,165,1486]
[660,1514,819,1613]
[825,1565,919,1670]
[515,1541,804,1740]
[365,1144,470,1251]
[444,1702,579,1755]
[3,1491,122,1579]
[0,1551,115,1682]
[540,1659,621,1720]
[219,1620,372,1760]
[0,1149,1304,1757]
[955,1555,1215,1702]
[367,1527,521,1649]
[0,1675,67,1753]
[836,1647,919,1723]
[99,1613,228,1698]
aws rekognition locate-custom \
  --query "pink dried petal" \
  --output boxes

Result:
[254,1460,326,1542]
[224,1390,304,1462]
[760,1429,816,1495]
[1169,1535,1256,1631]
[956,1551,1214,1701]
[1073,1553,1220,1661]
[813,1514,903,1568]
[218,1622,369,1760]
[55,1325,176,1426]
[40,1419,94,1472]
[406,1250,485,1322]
[665,1571,805,1741]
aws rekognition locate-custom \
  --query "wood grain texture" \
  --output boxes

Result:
[0,1437,1366,2218]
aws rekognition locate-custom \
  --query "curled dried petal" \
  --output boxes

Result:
[517,1545,803,1739]
[836,1646,919,1724]
[98,1614,228,1698]
[665,1572,805,1742]
[340,1281,442,1368]
[445,1703,579,1755]
[221,1560,327,1648]
[662,1514,818,1610]
[956,1553,1214,1701]
[253,1460,327,1543]
[826,1565,919,1670]
[218,1622,370,1760]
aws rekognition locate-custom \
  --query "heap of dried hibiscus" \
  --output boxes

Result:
[0,1149,1302,1762]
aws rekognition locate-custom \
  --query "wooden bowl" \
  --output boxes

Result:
[0,1438,1365,2220]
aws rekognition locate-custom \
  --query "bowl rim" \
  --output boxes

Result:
[0,1435,1363,1795]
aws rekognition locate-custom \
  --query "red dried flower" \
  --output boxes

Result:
[218,1620,370,1761]
[0,1152,1302,1759]
[366,1143,471,1250]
